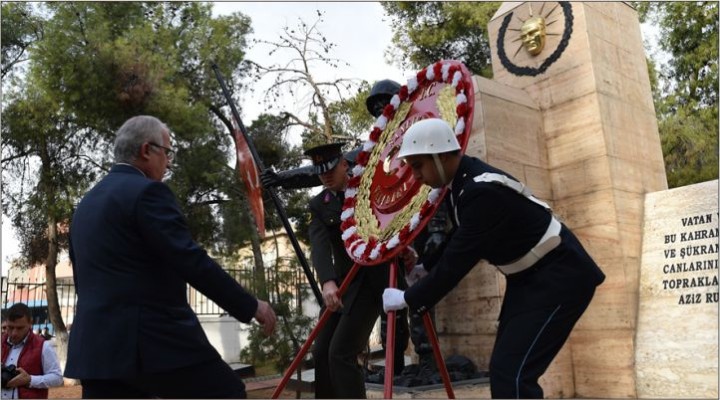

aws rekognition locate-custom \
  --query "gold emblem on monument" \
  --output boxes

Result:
[497,2,573,76]
[509,3,562,58]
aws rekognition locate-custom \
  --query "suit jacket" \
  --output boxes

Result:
[308,189,390,315]
[65,164,259,379]
[405,156,605,315]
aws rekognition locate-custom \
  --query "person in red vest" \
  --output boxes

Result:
[1,303,63,399]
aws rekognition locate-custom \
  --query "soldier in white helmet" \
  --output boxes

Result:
[382,118,605,399]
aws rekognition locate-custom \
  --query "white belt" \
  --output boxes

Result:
[496,216,562,275]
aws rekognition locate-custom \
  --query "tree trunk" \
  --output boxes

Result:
[44,217,69,367]
[247,208,267,300]
[39,139,69,367]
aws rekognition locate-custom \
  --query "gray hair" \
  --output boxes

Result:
[114,115,169,164]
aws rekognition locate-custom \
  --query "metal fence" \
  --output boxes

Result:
[1,276,77,334]
[187,265,310,315]
[1,264,310,332]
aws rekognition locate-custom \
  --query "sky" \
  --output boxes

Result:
[1,2,409,276]
[212,2,410,126]
[1,2,664,276]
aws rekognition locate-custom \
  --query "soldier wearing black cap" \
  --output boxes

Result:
[302,141,417,398]
[305,142,345,174]
[261,79,450,383]
[261,80,412,380]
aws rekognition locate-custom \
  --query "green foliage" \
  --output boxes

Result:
[250,114,304,170]
[635,2,718,187]
[240,258,314,373]
[2,83,97,265]
[382,2,500,76]
[327,81,375,148]
[216,113,312,255]
[1,2,44,79]
[1,2,259,263]
[30,2,252,136]
[659,107,718,188]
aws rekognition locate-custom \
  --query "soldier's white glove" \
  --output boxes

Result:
[405,263,428,287]
[383,288,408,313]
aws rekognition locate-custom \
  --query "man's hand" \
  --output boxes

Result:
[254,300,277,336]
[383,288,408,313]
[260,169,280,188]
[400,246,418,268]
[6,367,31,388]
[322,281,343,312]
[405,264,428,286]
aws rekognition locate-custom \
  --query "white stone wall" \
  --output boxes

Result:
[636,180,719,398]
[198,315,251,363]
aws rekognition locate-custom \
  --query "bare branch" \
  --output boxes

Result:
[190,199,230,207]
[248,12,361,143]
[281,112,323,134]
[2,150,34,164]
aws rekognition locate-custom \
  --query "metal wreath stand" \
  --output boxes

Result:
[272,60,475,399]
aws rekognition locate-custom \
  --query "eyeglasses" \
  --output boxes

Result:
[149,142,175,160]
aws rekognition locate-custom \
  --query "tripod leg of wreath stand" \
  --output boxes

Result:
[271,262,362,399]
[383,259,398,399]
[423,313,455,398]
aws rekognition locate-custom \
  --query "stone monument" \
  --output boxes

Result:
[636,180,718,398]
[367,3,716,398]
[431,2,670,398]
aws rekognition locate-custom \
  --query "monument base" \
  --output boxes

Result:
[366,378,490,399]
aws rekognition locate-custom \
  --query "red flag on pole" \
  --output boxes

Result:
[233,122,265,238]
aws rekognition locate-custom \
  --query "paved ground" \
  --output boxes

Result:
[49,385,81,398]
[47,379,310,399]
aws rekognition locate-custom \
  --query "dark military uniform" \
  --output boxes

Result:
[309,188,402,398]
[404,155,605,399]
[305,143,408,398]
[405,202,451,369]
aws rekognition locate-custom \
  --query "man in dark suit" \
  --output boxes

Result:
[383,118,605,399]
[304,143,415,398]
[66,115,276,399]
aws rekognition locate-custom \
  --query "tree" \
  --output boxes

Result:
[2,83,98,364]
[635,2,718,187]
[327,81,376,148]
[246,11,361,147]
[217,113,310,298]
[381,2,501,76]
[240,256,313,374]
[1,2,44,79]
[383,2,717,187]
[1,2,256,361]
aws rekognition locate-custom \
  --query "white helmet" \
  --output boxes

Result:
[397,118,460,159]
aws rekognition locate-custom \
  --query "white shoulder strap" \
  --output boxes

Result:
[472,173,564,275]
[473,172,552,211]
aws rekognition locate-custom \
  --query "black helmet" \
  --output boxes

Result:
[366,79,401,118]
[343,146,362,168]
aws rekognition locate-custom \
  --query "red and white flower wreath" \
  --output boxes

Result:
[339,61,471,264]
